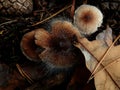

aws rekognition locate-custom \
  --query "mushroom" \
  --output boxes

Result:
[34,20,85,69]
[74,4,103,35]
[20,30,41,62]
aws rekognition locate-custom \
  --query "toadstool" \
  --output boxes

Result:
[20,30,41,62]
[34,20,85,69]
[74,4,103,35]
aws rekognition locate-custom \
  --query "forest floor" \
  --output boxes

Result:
[0,0,119,90]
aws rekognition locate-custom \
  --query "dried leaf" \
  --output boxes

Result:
[96,25,113,46]
[75,33,120,90]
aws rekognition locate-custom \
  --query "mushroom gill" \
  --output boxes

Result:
[20,30,41,62]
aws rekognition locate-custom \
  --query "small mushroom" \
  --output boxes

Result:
[35,20,85,69]
[74,4,103,35]
[20,30,41,62]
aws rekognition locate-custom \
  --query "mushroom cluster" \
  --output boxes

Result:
[21,20,85,69]
[20,4,104,89]
[21,4,104,70]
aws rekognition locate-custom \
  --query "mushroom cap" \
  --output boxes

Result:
[35,28,51,49]
[74,4,103,35]
[35,20,84,69]
[20,30,41,62]
[39,46,85,69]
[21,20,85,69]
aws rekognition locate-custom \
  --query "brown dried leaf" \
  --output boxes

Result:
[96,25,113,46]
[75,33,120,90]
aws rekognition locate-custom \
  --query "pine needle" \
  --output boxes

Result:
[16,64,34,84]
[32,5,72,26]
[0,20,17,26]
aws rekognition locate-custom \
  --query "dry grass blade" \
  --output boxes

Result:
[88,34,120,81]
[32,4,72,26]
[16,64,34,84]
[90,57,120,81]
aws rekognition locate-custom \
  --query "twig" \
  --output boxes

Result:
[40,12,44,21]
[32,4,72,26]
[0,20,17,26]
[71,0,75,17]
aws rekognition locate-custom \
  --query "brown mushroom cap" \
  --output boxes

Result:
[20,30,41,62]
[21,20,84,69]
[34,28,51,48]
[36,20,84,69]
